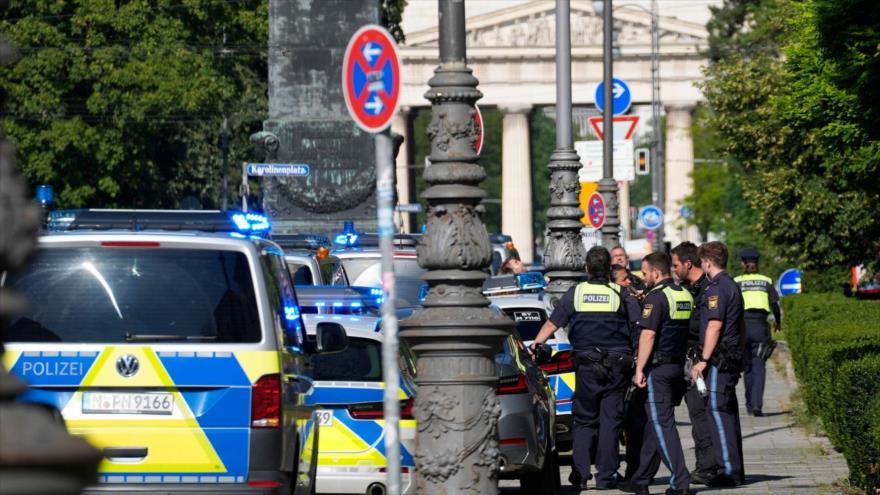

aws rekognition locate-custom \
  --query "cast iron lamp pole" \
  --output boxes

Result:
[399,0,514,493]
[543,0,587,304]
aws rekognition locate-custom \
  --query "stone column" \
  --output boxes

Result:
[664,105,695,243]
[392,108,412,232]
[501,105,534,263]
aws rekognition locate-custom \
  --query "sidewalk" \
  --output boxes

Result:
[501,349,851,494]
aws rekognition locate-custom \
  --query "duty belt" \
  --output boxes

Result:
[652,352,685,365]
[574,348,634,382]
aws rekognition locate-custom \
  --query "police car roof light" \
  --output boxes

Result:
[44,209,272,237]
[36,184,54,205]
[334,221,360,248]
[516,272,546,291]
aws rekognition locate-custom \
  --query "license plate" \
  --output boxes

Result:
[316,410,334,426]
[82,392,174,415]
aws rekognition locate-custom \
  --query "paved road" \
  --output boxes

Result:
[501,349,850,494]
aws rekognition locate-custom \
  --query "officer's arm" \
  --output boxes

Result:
[533,321,559,346]
[702,320,722,361]
[769,284,782,327]
[636,329,655,373]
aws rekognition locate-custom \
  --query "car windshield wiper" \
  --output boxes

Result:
[125,333,217,342]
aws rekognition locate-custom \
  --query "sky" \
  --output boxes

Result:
[401,0,725,36]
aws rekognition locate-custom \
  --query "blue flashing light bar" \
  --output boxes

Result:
[334,221,361,248]
[284,305,301,321]
[43,209,272,237]
[36,185,54,205]
[516,272,546,291]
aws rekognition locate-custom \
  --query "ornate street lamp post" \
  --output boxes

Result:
[543,0,588,303]
[398,1,514,493]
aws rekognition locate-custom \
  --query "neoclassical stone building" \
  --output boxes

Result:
[394,0,707,262]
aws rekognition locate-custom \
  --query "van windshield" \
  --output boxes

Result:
[3,247,261,343]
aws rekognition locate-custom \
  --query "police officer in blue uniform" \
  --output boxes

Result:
[532,246,640,491]
[621,252,694,495]
[734,248,781,416]
[671,242,720,483]
[690,241,745,487]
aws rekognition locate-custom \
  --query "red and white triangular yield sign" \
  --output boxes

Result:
[588,116,640,140]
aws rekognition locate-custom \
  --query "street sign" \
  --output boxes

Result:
[587,193,606,229]
[588,116,640,140]
[594,78,632,116]
[575,140,635,182]
[680,206,694,218]
[342,25,401,133]
[474,104,484,156]
[395,203,422,213]
[245,163,310,177]
[778,269,803,296]
[638,205,664,230]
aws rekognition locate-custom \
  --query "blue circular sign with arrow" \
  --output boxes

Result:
[342,25,401,133]
[777,269,803,296]
[595,78,633,116]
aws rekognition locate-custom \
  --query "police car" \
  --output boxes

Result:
[271,234,349,287]
[294,287,417,495]
[1,209,349,495]
[485,272,575,452]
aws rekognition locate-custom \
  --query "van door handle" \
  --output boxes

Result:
[104,447,148,459]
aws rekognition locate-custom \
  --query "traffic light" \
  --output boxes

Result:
[635,148,650,175]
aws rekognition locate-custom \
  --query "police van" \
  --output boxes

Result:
[1,210,348,495]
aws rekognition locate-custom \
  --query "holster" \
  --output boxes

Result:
[712,343,742,373]
[756,340,777,361]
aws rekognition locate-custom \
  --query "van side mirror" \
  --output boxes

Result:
[315,322,348,354]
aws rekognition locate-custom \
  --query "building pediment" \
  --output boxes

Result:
[404,0,707,49]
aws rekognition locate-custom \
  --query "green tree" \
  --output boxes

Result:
[0,0,268,209]
[700,0,880,274]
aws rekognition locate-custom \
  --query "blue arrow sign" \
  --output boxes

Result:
[777,269,803,296]
[246,163,310,177]
[595,78,633,116]
[638,205,664,230]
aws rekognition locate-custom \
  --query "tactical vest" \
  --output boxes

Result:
[734,273,772,312]
[569,281,631,352]
[649,283,693,359]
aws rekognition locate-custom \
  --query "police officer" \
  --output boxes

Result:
[690,241,745,487]
[532,246,640,491]
[621,252,694,495]
[734,248,781,416]
[671,242,720,483]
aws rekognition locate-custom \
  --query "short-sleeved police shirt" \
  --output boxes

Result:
[549,281,640,328]
[637,279,690,357]
[683,273,709,343]
[699,271,743,358]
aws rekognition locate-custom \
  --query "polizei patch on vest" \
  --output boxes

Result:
[583,294,611,304]
[676,301,692,311]
[642,304,653,318]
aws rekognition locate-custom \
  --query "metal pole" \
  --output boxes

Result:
[599,0,621,248]
[399,0,513,492]
[375,131,401,495]
[543,0,587,304]
[221,117,230,211]
[650,0,665,249]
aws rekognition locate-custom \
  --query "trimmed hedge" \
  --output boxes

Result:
[783,294,880,492]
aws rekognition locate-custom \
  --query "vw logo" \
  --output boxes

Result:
[116,355,140,378]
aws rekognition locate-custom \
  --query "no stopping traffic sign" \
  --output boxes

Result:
[342,25,401,133]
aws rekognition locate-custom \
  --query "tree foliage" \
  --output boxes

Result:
[699,0,880,272]
[0,0,268,209]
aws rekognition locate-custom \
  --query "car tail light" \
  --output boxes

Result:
[540,350,575,375]
[496,374,528,395]
[247,480,282,488]
[348,398,415,420]
[500,437,528,446]
[251,374,281,428]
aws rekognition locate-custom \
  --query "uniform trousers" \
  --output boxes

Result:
[630,364,692,492]
[623,387,647,479]
[743,318,771,412]
[705,365,743,478]
[572,359,629,486]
